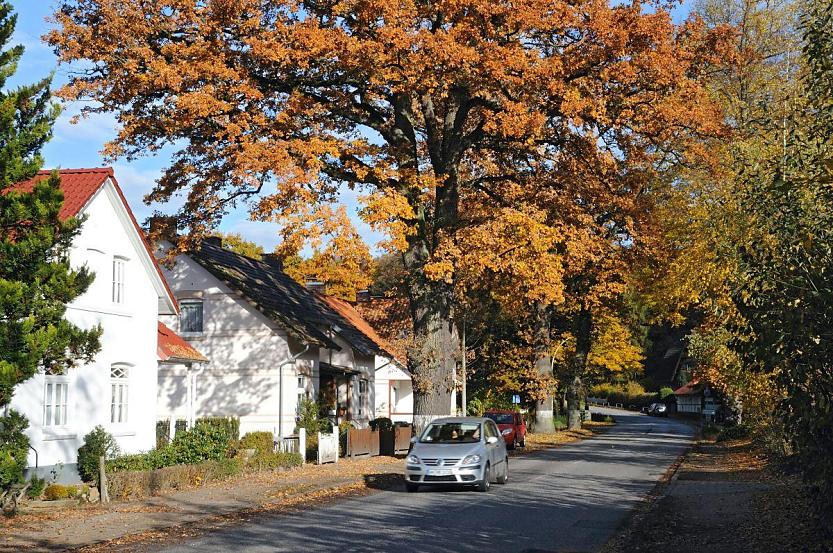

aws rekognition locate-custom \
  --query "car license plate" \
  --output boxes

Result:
[428,469,452,476]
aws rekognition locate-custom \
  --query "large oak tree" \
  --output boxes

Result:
[49,0,729,426]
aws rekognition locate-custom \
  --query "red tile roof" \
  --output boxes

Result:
[8,168,177,313]
[9,168,113,219]
[157,321,208,363]
[673,380,703,396]
[320,295,403,365]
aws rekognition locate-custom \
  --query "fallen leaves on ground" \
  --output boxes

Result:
[602,439,833,553]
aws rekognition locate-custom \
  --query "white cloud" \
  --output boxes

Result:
[52,102,119,145]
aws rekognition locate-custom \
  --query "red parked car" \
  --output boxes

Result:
[484,410,526,450]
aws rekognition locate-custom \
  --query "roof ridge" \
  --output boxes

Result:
[37,167,114,175]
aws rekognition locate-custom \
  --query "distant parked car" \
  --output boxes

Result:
[484,410,527,449]
[404,417,509,493]
[647,403,668,417]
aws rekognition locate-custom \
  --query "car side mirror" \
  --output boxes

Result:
[486,436,499,444]
[410,436,417,444]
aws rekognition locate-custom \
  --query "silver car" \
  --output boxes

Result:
[404,417,509,492]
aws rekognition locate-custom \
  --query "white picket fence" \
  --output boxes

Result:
[318,429,339,464]
[277,428,306,462]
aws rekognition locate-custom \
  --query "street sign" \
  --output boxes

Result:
[511,394,521,404]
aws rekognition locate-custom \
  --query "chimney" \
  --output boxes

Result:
[305,280,326,294]
[204,236,222,247]
[262,253,283,270]
[148,216,178,243]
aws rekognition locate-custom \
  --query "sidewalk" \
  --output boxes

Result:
[602,438,833,553]
[1,456,403,552]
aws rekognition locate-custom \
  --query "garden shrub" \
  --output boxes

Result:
[194,417,239,442]
[26,475,46,499]
[170,421,235,464]
[107,422,236,474]
[296,399,330,436]
[659,387,675,400]
[369,417,393,432]
[553,415,568,431]
[239,431,274,454]
[43,484,71,501]
[77,426,120,483]
[0,410,30,490]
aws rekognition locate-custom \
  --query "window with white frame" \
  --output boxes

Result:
[43,376,69,427]
[358,379,368,416]
[110,364,129,424]
[296,375,308,415]
[112,256,126,304]
[180,300,204,333]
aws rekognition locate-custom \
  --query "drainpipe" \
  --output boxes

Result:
[277,343,310,440]
[185,364,192,430]
[190,362,206,430]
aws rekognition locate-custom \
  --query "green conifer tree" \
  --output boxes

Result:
[0,1,100,490]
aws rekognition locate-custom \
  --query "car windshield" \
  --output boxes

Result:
[420,422,481,444]
[485,413,514,424]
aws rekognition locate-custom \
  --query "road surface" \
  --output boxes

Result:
[154,409,694,553]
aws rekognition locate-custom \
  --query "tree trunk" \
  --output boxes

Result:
[404,228,457,433]
[567,306,593,431]
[531,301,555,433]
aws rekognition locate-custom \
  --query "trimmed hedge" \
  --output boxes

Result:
[108,458,243,500]
[245,451,303,471]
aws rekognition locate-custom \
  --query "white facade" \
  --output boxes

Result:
[157,250,375,437]
[10,176,176,483]
[374,358,413,424]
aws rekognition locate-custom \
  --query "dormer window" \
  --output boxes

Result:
[180,300,204,333]
[112,256,127,303]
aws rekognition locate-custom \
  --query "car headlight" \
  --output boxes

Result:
[406,454,420,464]
[462,454,481,465]
[501,428,512,435]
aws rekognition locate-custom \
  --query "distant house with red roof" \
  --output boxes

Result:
[9,168,183,483]
[673,380,724,421]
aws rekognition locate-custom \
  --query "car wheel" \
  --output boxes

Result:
[497,458,508,484]
[476,463,491,492]
[508,437,517,450]
[405,482,419,493]
[519,435,526,448]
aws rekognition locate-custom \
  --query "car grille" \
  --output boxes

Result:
[421,458,461,466]
[424,475,457,482]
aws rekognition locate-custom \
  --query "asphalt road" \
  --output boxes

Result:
[156,409,694,553]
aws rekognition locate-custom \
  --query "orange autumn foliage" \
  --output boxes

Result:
[48,0,734,417]
[277,205,373,301]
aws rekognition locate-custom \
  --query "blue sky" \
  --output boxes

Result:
[9,0,693,254]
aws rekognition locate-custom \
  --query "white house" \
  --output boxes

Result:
[9,168,179,483]
[155,236,390,438]
[316,296,413,424]
[374,360,413,424]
